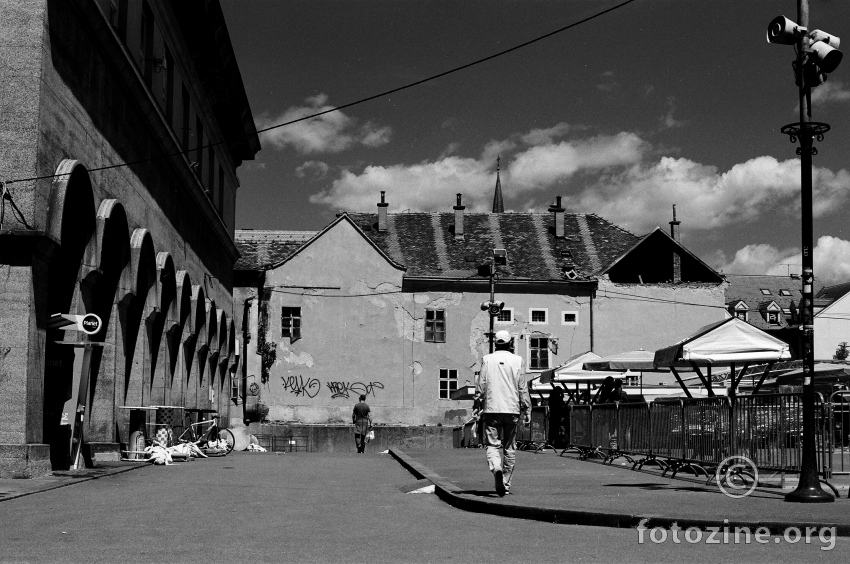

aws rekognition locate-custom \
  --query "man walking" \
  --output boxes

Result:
[352,395,372,454]
[474,330,531,496]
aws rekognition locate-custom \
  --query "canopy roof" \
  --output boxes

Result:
[583,349,656,371]
[654,317,792,368]
[539,352,631,384]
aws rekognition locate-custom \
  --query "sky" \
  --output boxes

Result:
[220,0,850,286]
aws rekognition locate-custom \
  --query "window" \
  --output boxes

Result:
[760,289,772,295]
[281,307,301,342]
[779,289,793,296]
[562,311,578,325]
[530,308,548,324]
[439,369,458,399]
[218,165,225,215]
[767,312,780,325]
[208,145,216,201]
[495,307,513,324]
[734,311,748,321]
[425,309,446,343]
[529,336,550,370]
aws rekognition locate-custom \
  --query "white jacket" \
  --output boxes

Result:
[475,349,530,414]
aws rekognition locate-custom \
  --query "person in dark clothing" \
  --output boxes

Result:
[547,387,566,448]
[611,379,629,403]
[596,376,616,404]
[352,395,372,453]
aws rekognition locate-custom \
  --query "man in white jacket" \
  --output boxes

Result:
[474,330,531,496]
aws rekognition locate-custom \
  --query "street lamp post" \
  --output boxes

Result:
[767,1,841,503]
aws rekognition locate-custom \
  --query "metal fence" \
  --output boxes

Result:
[561,393,843,483]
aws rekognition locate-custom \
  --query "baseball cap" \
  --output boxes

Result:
[494,330,512,344]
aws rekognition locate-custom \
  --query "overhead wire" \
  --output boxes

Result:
[0,0,640,187]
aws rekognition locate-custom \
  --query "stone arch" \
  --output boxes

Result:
[170,270,193,406]
[202,300,218,410]
[185,284,207,408]
[43,160,96,470]
[81,198,130,449]
[150,252,177,405]
[121,229,157,407]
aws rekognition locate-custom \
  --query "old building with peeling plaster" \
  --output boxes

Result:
[234,188,727,429]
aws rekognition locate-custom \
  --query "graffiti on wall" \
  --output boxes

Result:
[280,375,321,398]
[279,376,385,400]
[326,381,385,399]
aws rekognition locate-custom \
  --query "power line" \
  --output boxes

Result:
[0,0,640,187]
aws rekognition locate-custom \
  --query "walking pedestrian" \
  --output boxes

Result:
[352,394,372,454]
[547,387,566,448]
[474,330,531,496]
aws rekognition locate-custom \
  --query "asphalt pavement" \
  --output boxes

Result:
[2,451,850,563]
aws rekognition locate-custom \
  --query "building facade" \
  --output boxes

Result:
[234,195,726,428]
[0,0,259,476]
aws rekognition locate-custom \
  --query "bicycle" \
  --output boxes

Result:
[174,414,235,455]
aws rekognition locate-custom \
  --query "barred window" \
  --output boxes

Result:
[425,309,446,343]
[439,369,458,399]
[282,307,302,342]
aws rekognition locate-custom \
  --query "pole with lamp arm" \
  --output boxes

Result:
[767,0,841,503]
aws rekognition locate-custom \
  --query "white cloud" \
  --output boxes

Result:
[257,93,391,154]
[508,132,645,191]
[809,80,850,105]
[718,237,850,286]
[294,160,330,179]
[519,123,571,145]
[566,155,850,233]
[310,129,647,213]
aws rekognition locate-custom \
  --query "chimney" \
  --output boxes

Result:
[548,196,565,238]
[453,193,465,239]
[670,204,681,283]
[377,191,389,232]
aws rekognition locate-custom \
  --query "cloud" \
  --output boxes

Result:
[809,80,850,105]
[566,155,850,233]
[519,123,571,145]
[310,129,647,213]
[294,160,330,179]
[307,121,850,237]
[718,236,850,286]
[257,93,391,154]
[508,132,646,191]
[660,97,686,129]
[596,71,618,92]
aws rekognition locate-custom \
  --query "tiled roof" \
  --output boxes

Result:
[234,230,317,270]
[724,274,806,330]
[343,212,640,279]
[816,281,850,304]
[234,212,640,280]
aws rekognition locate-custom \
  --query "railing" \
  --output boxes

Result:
[560,393,840,487]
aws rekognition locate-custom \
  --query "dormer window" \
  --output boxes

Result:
[767,312,780,324]
[734,310,748,321]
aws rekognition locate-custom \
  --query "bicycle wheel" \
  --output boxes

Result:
[218,428,235,454]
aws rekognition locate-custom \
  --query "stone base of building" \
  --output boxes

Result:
[0,444,53,478]
[85,442,121,462]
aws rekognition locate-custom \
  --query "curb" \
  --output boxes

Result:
[389,448,850,536]
[0,463,147,504]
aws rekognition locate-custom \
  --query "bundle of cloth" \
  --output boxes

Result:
[144,441,207,465]
[246,443,267,452]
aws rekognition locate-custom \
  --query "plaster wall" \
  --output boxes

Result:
[240,220,593,427]
[592,278,727,355]
[815,295,850,360]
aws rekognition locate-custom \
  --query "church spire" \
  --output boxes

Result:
[492,156,504,213]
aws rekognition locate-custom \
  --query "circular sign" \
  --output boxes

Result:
[249,383,260,396]
[80,313,102,335]
[716,455,759,499]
